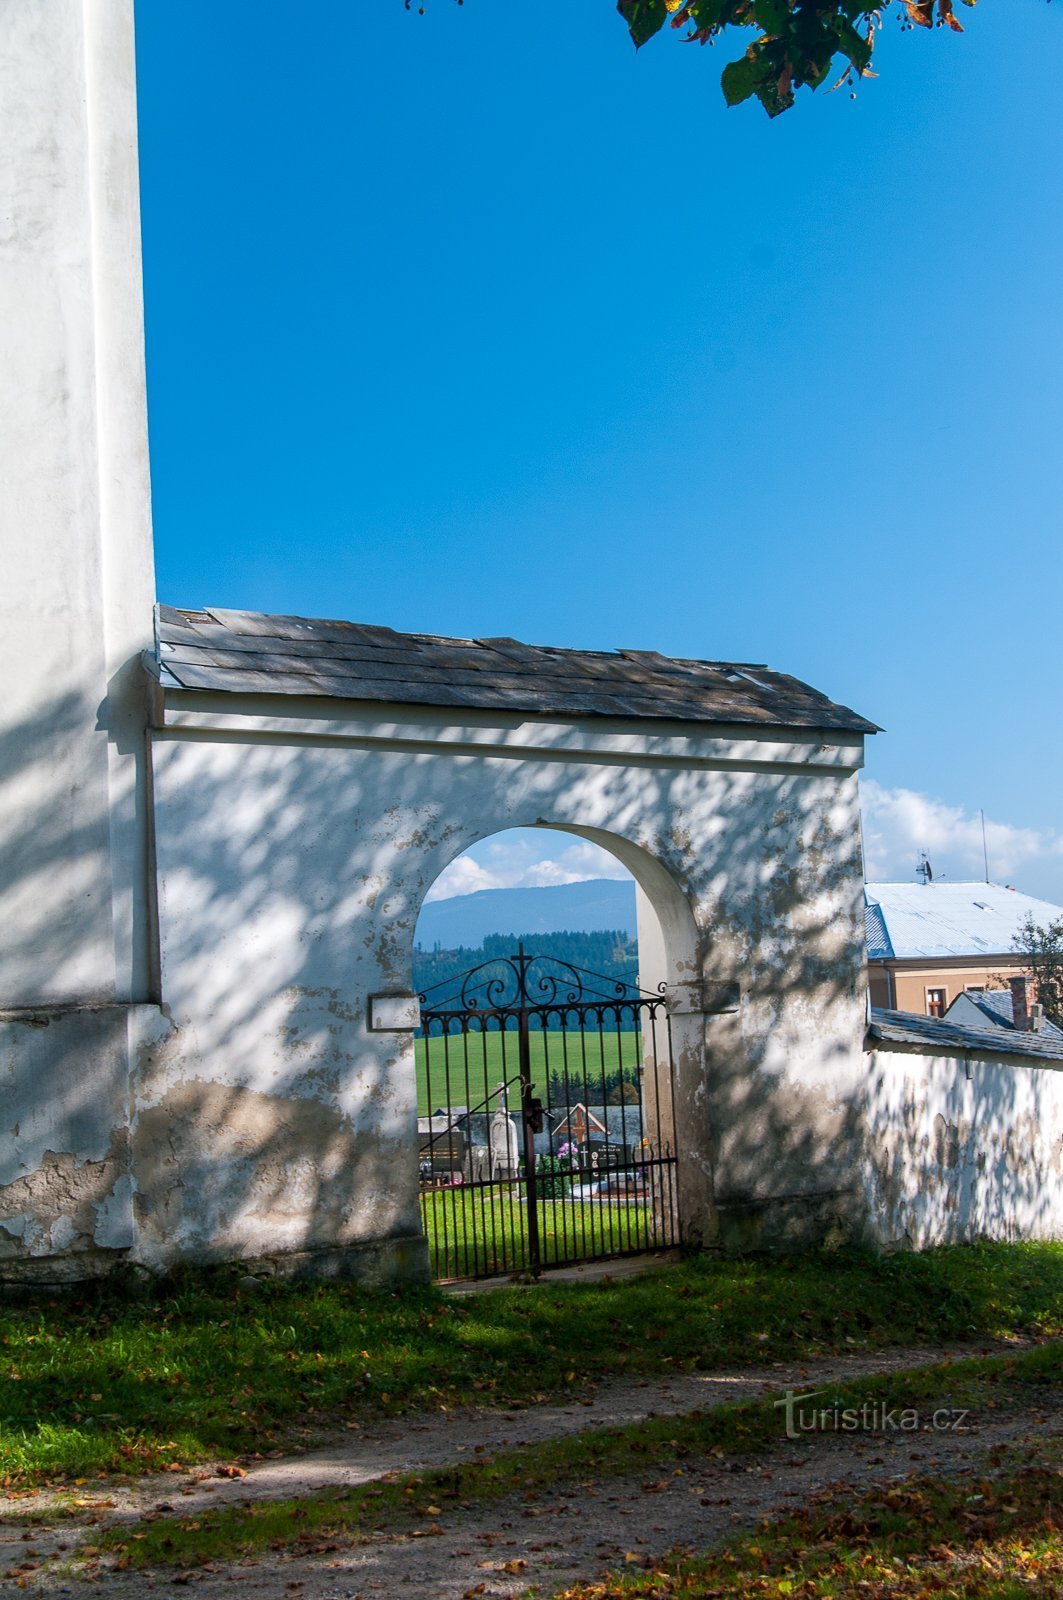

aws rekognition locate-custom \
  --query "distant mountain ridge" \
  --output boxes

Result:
[415,877,637,950]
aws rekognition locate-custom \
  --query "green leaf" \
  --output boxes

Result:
[753,0,791,35]
[830,15,872,73]
[720,52,763,107]
[756,82,790,118]
[617,0,669,50]
[688,0,730,24]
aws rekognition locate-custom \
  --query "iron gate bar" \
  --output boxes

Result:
[417,946,680,1282]
[517,991,541,1274]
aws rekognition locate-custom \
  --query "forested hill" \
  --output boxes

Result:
[413,928,638,998]
[415,877,636,951]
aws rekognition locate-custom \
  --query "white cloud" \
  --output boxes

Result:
[424,832,631,902]
[423,857,505,901]
[522,860,589,887]
[427,793,1063,909]
[861,779,1063,900]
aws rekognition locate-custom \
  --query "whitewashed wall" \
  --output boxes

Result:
[863,1046,1063,1247]
[127,696,870,1278]
[0,0,154,1007]
[0,1,157,1283]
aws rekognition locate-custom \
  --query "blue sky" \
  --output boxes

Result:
[135,2,1063,901]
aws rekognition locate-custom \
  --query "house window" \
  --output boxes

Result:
[926,987,947,1019]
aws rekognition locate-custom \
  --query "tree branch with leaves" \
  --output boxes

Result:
[1013,912,1063,1029]
[618,1,978,116]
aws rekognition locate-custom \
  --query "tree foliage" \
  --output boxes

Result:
[413,928,637,997]
[1013,912,1063,1028]
[535,1150,572,1197]
[421,2,1059,119]
[548,1066,640,1107]
[617,1,978,116]
[418,2,1063,118]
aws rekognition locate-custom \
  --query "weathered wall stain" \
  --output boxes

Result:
[130,1078,421,1270]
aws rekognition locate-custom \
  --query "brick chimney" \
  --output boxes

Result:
[1009,975,1034,1030]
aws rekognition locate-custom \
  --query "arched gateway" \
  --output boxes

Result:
[1,597,879,1286]
[121,606,873,1283]
[0,2,883,1287]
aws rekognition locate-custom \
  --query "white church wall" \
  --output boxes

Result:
[0,0,158,1281]
[0,0,155,1007]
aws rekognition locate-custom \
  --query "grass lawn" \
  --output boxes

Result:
[0,1241,1060,1488]
[420,1186,665,1279]
[91,1343,1062,1569]
[415,1027,645,1114]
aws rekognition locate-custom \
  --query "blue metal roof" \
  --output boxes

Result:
[864,901,893,961]
[863,882,1063,961]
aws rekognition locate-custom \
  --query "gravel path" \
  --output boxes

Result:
[0,1338,1022,1524]
[1,1338,1055,1599]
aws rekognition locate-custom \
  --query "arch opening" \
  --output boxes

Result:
[410,826,693,1283]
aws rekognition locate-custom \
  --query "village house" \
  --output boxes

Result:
[944,978,1063,1041]
[865,881,1062,1017]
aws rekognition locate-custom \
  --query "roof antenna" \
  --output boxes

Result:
[916,853,933,885]
[980,809,989,883]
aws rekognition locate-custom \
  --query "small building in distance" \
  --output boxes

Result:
[865,881,1063,1017]
[945,977,1063,1040]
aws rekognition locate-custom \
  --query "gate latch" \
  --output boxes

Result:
[526,1098,545,1134]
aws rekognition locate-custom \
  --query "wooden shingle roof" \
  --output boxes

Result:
[154,605,878,734]
[867,1007,1063,1065]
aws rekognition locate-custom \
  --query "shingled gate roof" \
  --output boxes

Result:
[154,606,878,734]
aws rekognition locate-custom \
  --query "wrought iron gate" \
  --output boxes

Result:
[416,947,680,1282]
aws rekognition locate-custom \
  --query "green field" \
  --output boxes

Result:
[419,1184,666,1279]
[415,1026,655,1115]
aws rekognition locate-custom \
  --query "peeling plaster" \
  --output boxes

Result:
[0,1139,129,1262]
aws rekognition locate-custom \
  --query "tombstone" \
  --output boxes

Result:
[466,1145,491,1183]
[489,1109,519,1180]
